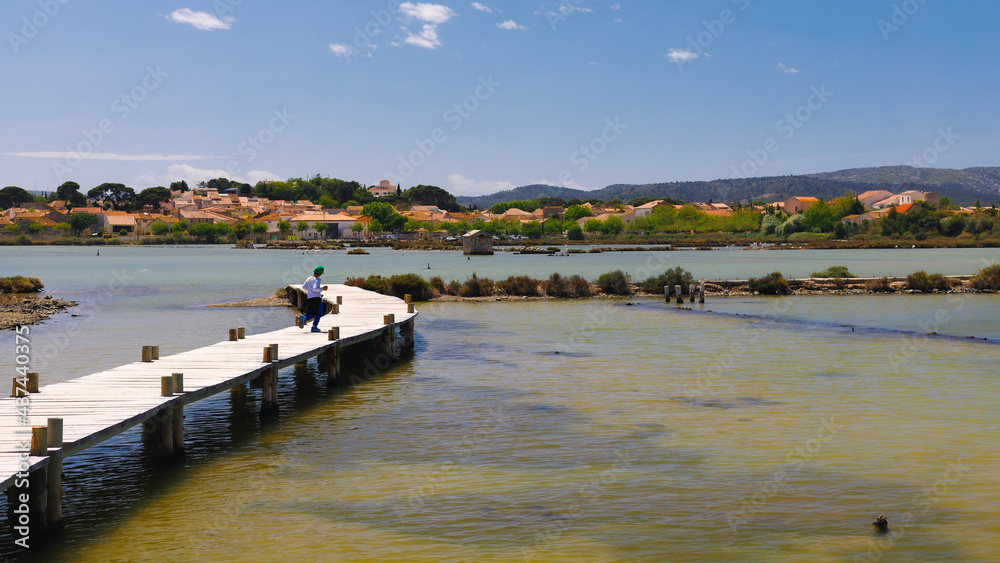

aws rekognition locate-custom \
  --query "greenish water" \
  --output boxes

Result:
[0,246,998,561]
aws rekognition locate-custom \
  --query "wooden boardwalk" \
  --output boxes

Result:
[0,284,417,533]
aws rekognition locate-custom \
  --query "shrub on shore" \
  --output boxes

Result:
[345,273,433,300]
[542,273,594,297]
[811,265,856,278]
[640,267,694,294]
[970,263,1000,290]
[459,273,495,297]
[596,270,632,295]
[429,276,446,295]
[748,271,790,295]
[0,276,43,294]
[864,277,893,293]
[906,270,952,292]
[497,275,541,296]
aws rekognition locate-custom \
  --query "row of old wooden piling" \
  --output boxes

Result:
[5,286,417,539]
[665,281,706,304]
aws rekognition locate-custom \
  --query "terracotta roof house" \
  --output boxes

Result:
[784,197,820,214]
[894,202,922,215]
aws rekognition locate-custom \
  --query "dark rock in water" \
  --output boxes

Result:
[872,515,889,532]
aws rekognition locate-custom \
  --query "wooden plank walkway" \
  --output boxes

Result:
[0,284,416,507]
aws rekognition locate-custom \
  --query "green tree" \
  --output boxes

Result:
[118,228,127,237]
[55,181,87,207]
[252,222,268,240]
[233,221,250,240]
[26,221,45,235]
[601,216,624,235]
[1,186,33,208]
[87,183,135,210]
[361,202,406,231]
[189,222,216,242]
[939,196,952,210]
[583,218,603,233]
[544,218,563,235]
[172,220,188,235]
[563,204,593,223]
[169,180,189,193]
[522,221,543,239]
[55,222,71,236]
[3,224,19,235]
[403,184,459,212]
[67,212,97,236]
[369,219,383,234]
[277,220,292,239]
[567,224,584,240]
[351,222,365,237]
[135,187,171,210]
[296,220,311,237]
[150,220,170,236]
[802,200,836,232]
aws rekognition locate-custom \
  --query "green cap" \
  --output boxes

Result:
[314,265,324,275]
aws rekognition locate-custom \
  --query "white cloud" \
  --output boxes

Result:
[5,151,222,161]
[665,48,700,63]
[587,61,599,65]
[448,174,516,196]
[778,62,799,74]
[471,2,493,13]
[166,9,233,31]
[403,24,444,49]
[329,43,352,57]
[611,3,621,10]
[139,164,281,186]
[399,2,456,24]
[497,20,527,30]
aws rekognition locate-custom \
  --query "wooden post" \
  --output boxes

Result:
[261,362,279,417]
[699,281,706,304]
[161,376,173,397]
[384,314,395,325]
[142,345,153,363]
[328,327,340,340]
[172,375,185,456]
[689,284,696,303]
[29,426,48,529]
[159,407,173,455]
[404,294,413,304]
[237,327,246,339]
[270,344,278,362]
[151,346,159,360]
[664,285,669,303]
[408,303,415,314]
[336,295,343,305]
[326,343,341,386]
[402,319,415,349]
[46,418,63,530]
[675,285,683,304]
[27,372,39,393]
[229,328,238,341]
[332,303,340,314]
[263,345,273,363]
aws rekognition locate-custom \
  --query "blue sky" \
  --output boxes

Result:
[2,0,999,196]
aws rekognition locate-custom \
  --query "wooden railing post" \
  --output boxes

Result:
[172,374,185,456]
[46,418,63,530]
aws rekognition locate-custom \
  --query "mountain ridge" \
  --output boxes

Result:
[455,166,1000,208]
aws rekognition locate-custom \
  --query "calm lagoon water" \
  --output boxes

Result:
[0,245,998,561]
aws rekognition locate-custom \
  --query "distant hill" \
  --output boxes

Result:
[456,166,1000,208]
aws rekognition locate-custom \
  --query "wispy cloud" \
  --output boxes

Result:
[665,48,700,63]
[139,164,280,186]
[448,174,515,196]
[329,43,352,57]
[5,151,223,161]
[400,2,456,24]
[166,8,233,31]
[497,20,527,30]
[403,24,444,49]
[471,2,494,13]
[396,2,456,50]
[778,62,799,74]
